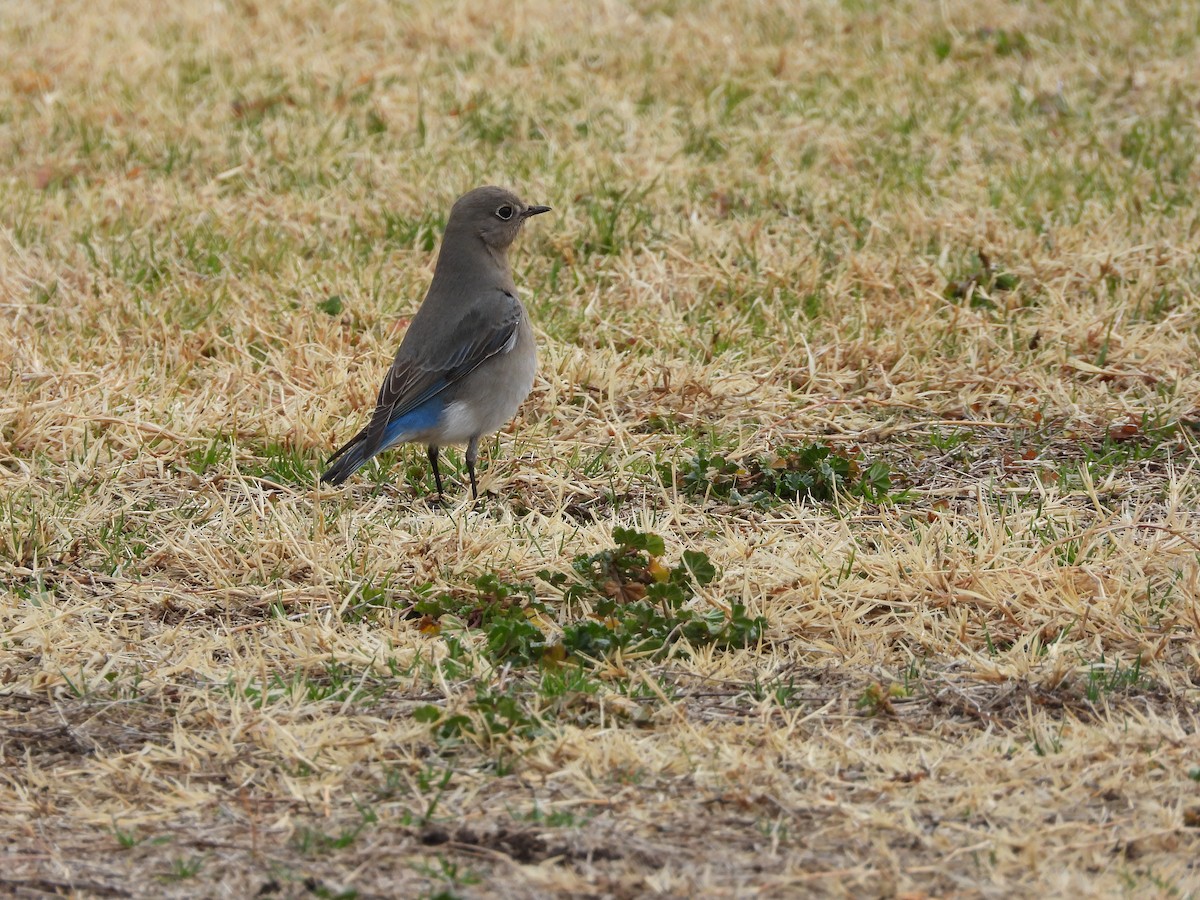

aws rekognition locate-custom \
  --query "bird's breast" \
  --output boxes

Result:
[438,317,536,442]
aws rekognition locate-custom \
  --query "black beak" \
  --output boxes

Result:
[521,205,552,218]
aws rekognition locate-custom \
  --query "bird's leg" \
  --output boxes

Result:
[427,445,444,497]
[465,436,480,501]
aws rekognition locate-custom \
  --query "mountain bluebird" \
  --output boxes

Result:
[321,186,550,498]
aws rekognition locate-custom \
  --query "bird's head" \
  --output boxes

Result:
[447,185,551,252]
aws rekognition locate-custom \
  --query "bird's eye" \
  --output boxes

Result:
[496,205,514,220]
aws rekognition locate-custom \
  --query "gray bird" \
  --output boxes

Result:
[321,186,550,498]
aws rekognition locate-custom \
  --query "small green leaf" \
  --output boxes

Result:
[612,527,665,557]
[643,533,666,557]
[413,704,441,723]
[681,550,717,586]
[317,295,344,316]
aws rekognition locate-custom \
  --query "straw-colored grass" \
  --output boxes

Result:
[3,0,1199,896]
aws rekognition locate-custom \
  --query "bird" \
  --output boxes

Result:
[321,185,550,499]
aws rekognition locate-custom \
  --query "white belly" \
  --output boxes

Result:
[435,320,536,444]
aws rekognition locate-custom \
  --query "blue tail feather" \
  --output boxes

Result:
[321,399,444,485]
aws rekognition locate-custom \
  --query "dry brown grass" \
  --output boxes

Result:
[3,0,1200,896]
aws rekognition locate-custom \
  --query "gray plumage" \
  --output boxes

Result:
[321,186,550,498]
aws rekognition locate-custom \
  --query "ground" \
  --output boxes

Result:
[2,1,1199,897]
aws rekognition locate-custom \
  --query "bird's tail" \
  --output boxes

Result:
[322,405,433,485]
[320,431,373,485]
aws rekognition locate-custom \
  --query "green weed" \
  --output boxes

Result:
[668,442,893,504]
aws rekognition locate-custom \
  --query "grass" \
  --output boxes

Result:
[2,0,1200,896]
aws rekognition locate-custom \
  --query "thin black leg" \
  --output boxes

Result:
[427,445,444,496]
[465,437,480,500]
[466,458,479,500]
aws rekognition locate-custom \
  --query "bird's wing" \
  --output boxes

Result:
[337,289,522,462]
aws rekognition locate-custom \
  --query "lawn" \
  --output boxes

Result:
[2,0,1199,896]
